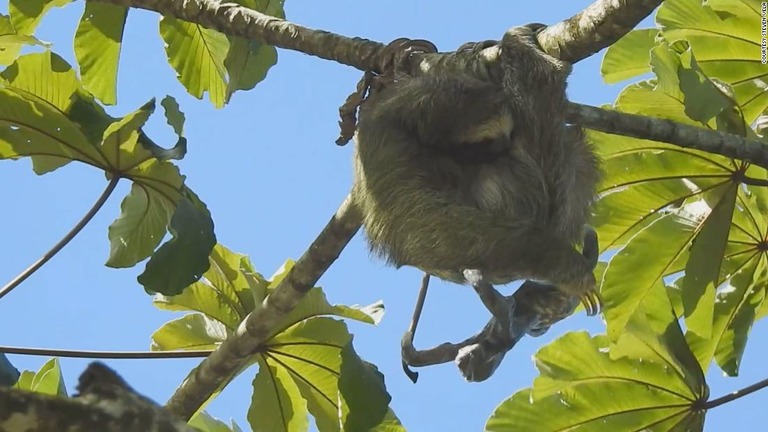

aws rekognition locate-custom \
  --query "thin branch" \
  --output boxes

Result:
[0,177,121,301]
[703,377,768,410]
[164,193,362,420]
[569,103,768,170]
[0,346,211,359]
[740,176,768,187]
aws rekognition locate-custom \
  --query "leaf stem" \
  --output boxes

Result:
[704,377,768,410]
[0,177,121,301]
[0,345,211,359]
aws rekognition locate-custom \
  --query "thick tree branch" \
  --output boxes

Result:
[539,0,664,63]
[164,193,362,420]
[0,363,195,432]
[96,0,661,74]
[570,103,768,170]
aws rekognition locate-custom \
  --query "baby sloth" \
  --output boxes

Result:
[352,26,601,315]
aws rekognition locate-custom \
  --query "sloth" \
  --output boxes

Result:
[351,25,601,316]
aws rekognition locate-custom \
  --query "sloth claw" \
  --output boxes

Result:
[579,289,602,316]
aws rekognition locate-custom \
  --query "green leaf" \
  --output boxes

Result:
[161,95,185,137]
[153,243,258,329]
[1,51,81,112]
[249,360,309,432]
[189,411,243,432]
[601,29,658,83]
[657,0,768,122]
[106,182,177,267]
[677,51,743,133]
[610,283,707,397]
[151,313,229,351]
[74,2,128,105]
[159,17,229,108]
[602,213,695,341]
[0,86,101,174]
[0,51,215,296]
[648,42,746,135]
[138,189,216,296]
[339,342,391,431]
[13,358,67,396]
[268,318,349,432]
[687,258,767,375]
[0,14,50,66]
[224,36,277,102]
[138,96,188,161]
[682,185,737,338]
[489,310,706,432]
[270,287,384,339]
[9,0,72,35]
[370,410,406,432]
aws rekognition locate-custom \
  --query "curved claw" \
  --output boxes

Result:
[580,290,602,316]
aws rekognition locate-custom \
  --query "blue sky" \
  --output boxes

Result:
[1,1,766,430]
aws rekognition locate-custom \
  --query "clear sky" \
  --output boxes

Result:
[1,1,766,431]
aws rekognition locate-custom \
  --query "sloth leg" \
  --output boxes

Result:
[463,269,515,332]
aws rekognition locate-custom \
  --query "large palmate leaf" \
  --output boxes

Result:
[594,37,767,376]
[603,0,766,121]
[487,286,707,431]
[658,0,766,122]
[0,52,215,295]
[151,249,398,432]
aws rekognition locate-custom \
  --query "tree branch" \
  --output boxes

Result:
[569,103,768,170]
[0,363,196,432]
[164,193,361,420]
[95,0,661,74]
[0,346,210,359]
[702,376,768,410]
[539,0,664,63]
[97,0,387,72]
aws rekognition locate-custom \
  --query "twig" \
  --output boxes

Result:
[0,346,210,359]
[702,377,768,410]
[0,177,121,301]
